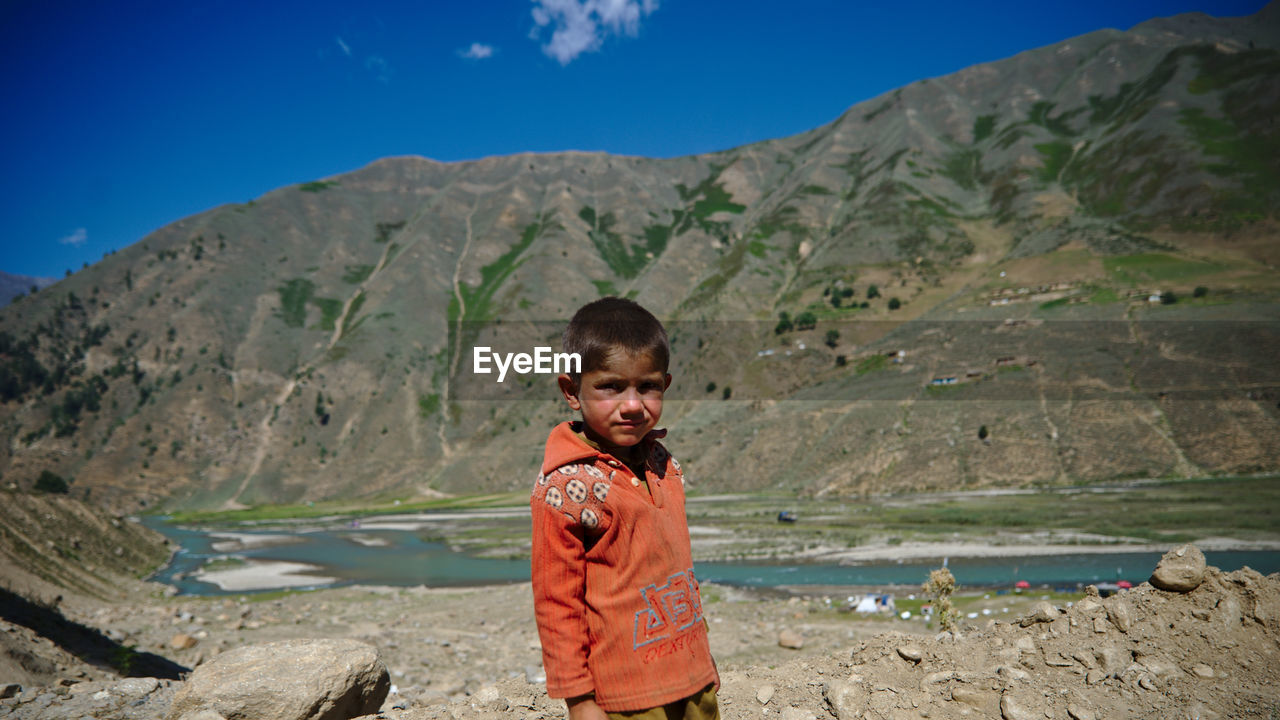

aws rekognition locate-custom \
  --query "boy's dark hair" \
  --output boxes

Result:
[562,297,669,382]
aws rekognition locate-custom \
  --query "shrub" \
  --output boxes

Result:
[825,329,840,348]
[1194,286,1208,298]
[1160,291,1178,305]
[867,284,881,299]
[35,470,69,494]
[923,567,957,631]
[774,312,794,335]
[888,297,902,310]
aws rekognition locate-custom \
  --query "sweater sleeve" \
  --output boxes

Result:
[530,470,595,699]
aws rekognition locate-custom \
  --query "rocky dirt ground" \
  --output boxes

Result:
[2,544,1279,719]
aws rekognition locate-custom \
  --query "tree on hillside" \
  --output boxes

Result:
[888,297,902,310]
[867,284,881,299]
[775,311,793,335]
[825,329,840,348]
[35,470,69,494]
[796,311,817,330]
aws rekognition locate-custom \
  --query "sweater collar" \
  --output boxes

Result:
[541,421,667,475]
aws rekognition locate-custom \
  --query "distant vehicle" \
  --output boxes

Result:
[777,510,797,523]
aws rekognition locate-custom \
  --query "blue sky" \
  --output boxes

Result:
[0,0,1267,279]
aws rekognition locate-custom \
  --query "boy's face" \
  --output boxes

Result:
[558,350,671,450]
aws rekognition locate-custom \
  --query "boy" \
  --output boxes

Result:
[531,297,719,720]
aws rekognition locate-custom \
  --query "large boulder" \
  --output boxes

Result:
[1150,544,1207,593]
[165,639,389,720]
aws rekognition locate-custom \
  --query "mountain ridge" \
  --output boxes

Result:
[1,4,1277,511]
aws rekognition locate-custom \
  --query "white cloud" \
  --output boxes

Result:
[335,36,352,56]
[58,228,87,247]
[530,0,658,65]
[459,42,495,60]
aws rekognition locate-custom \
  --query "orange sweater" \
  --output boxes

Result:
[530,422,719,711]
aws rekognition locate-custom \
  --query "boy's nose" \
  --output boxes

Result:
[620,389,644,412]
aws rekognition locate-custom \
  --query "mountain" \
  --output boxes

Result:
[1,5,1277,511]
[0,271,56,307]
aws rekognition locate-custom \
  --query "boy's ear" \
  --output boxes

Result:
[557,374,582,411]
[663,373,672,391]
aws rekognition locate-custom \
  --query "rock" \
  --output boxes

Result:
[1044,653,1074,667]
[1019,601,1059,626]
[114,677,160,697]
[1103,598,1132,633]
[1188,702,1221,719]
[1150,544,1206,592]
[1074,597,1103,616]
[996,665,1030,681]
[0,684,19,699]
[1066,704,1096,720]
[471,685,507,711]
[781,708,815,720]
[1095,647,1130,674]
[824,679,867,720]
[1092,616,1108,633]
[1138,674,1157,691]
[950,686,996,712]
[165,639,389,720]
[778,629,804,649]
[896,645,922,664]
[1211,594,1241,626]
[756,684,775,705]
[999,692,1039,720]
[920,670,955,691]
[1191,664,1215,678]
[1086,668,1107,685]
[171,633,200,650]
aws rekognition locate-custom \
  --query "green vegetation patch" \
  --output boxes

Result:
[1103,253,1228,285]
[342,264,375,285]
[1178,107,1279,219]
[1187,47,1280,95]
[1028,101,1081,137]
[458,212,554,321]
[276,278,316,328]
[1034,141,1073,183]
[299,180,339,193]
[973,115,997,143]
[855,354,888,375]
[374,220,405,244]
[418,393,440,418]
[939,146,984,192]
[312,297,344,331]
[166,491,530,525]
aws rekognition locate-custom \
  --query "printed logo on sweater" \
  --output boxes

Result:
[632,569,704,651]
